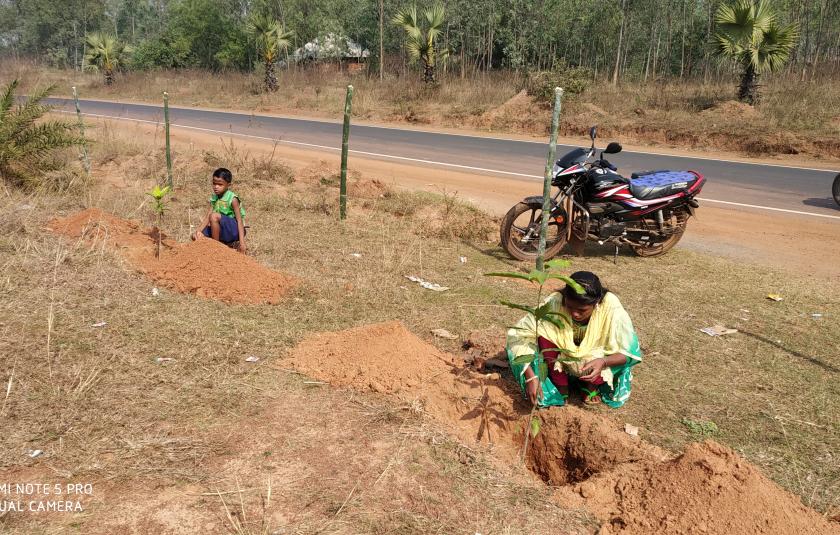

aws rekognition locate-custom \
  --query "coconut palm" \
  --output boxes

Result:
[84,33,132,86]
[713,0,798,104]
[248,14,293,92]
[393,4,448,84]
[0,80,84,188]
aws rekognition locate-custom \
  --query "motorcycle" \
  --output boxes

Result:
[833,173,840,207]
[500,126,706,261]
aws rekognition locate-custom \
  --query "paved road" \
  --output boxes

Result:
[47,97,840,218]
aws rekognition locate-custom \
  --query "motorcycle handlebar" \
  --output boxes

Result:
[596,159,617,171]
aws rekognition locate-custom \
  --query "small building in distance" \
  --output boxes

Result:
[293,33,369,74]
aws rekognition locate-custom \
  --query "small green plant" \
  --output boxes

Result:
[486,258,584,461]
[681,417,719,436]
[147,184,171,258]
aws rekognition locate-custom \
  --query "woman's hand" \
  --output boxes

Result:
[193,229,204,241]
[525,377,543,405]
[238,241,247,255]
[579,358,606,382]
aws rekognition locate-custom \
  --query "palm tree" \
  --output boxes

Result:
[0,80,84,188]
[248,15,293,92]
[84,33,132,86]
[713,0,798,105]
[393,4,448,84]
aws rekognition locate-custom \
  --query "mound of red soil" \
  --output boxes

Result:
[49,208,296,304]
[285,321,526,449]
[581,440,837,534]
[144,238,297,304]
[288,321,840,535]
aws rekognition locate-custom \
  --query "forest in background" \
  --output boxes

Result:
[1,0,839,83]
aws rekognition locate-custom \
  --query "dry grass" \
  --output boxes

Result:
[0,124,838,532]
[7,57,840,160]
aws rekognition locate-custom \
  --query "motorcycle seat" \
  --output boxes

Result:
[629,170,699,200]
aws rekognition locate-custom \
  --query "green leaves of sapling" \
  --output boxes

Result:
[148,184,171,200]
[530,416,541,438]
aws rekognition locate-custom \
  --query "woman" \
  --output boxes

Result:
[506,271,642,408]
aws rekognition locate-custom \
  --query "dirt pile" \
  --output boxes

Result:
[49,208,297,304]
[348,178,390,199]
[144,238,297,304]
[288,321,840,535]
[473,89,543,132]
[700,100,758,119]
[588,441,835,534]
[285,321,527,450]
[531,410,839,534]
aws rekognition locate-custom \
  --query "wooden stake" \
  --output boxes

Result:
[72,87,90,177]
[339,85,354,220]
[163,91,173,189]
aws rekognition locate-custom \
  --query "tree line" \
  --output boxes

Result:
[1,0,838,84]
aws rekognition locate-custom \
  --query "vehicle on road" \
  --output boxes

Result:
[833,173,840,207]
[500,126,706,261]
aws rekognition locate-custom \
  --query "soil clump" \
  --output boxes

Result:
[700,100,758,119]
[474,89,544,132]
[49,208,297,304]
[288,321,840,534]
[285,321,527,451]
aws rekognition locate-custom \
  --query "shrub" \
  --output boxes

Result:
[0,80,84,189]
[132,32,195,70]
[526,62,592,103]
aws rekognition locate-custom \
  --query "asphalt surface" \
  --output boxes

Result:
[47,97,840,218]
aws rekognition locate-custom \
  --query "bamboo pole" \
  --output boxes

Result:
[339,85,354,220]
[536,87,563,271]
[72,86,91,178]
[163,91,173,189]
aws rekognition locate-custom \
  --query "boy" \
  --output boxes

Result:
[193,168,246,254]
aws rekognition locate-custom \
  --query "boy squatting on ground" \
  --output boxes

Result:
[193,167,247,254]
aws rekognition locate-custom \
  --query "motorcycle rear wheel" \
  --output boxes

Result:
[630,210,689,258]
[833,173,840,207]
[500,202,568,262]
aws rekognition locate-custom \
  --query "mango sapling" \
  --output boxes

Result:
[147,184,171,258]
[486,258,585,461]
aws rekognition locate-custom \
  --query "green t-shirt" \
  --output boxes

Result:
[209,190,245,219]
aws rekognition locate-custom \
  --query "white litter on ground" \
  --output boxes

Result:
[700,325,738,336]
[431,328,458,340]
[405,275,450,292]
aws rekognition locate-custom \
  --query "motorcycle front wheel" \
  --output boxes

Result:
[833,173,840,207]
[500,202,568,261]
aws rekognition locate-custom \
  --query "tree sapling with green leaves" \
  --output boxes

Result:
[147,184,171,258]
[486,258,584,460]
